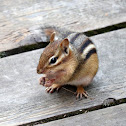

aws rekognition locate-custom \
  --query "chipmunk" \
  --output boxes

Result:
[37,27,98,99]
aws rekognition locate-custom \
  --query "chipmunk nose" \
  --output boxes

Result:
[37,64,43,74]
[37,65,42,74]
[37,64,46,74]
[37,68,45,74]
[37,69,40,74]
[37,68,40,74]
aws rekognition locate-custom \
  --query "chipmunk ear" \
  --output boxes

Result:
[60,38,69,54]
[50,32,55,43]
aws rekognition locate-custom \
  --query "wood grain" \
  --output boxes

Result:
[0,29,126,125]
[0,0,126,52]
[41,104,126,126]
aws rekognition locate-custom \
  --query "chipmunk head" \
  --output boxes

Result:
[37,32,78,85]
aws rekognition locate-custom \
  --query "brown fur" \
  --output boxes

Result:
[68,53,98,86]
[37,40,79,85]
[37,40,60,72]
[37,31,99,98]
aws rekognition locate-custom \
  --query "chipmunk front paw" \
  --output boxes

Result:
[39,76,46,86]
[39,76,55,87]
[46,84,61,93]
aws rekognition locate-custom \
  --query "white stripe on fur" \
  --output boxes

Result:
[81,44,95,58]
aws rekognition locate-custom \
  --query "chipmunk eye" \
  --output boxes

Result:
[50,57,58,64]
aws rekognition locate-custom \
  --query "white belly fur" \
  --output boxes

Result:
[67,76,93,86]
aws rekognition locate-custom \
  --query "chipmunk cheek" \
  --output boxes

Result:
[54,70,66,78]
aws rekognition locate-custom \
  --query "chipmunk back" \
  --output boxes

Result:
[37,27,98,99]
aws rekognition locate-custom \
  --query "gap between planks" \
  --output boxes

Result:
[0,22,126,58]
[0,28,126,126]
[39,103,126,126]
[20,98,126,126]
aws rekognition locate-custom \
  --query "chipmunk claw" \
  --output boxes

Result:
[76,91,88,99]
[76,86,88,99]
[46,87,54,93]
[46,84,61,93]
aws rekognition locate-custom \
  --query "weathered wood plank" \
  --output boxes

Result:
[0,29,126,125]
[41,104,126,126]
[0,0,126,52]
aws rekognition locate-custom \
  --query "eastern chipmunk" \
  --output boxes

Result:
[37,27,98,99]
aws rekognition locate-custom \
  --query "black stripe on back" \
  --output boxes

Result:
[84,48,96,61]
[70,33,81,44]
[80,38,93,53]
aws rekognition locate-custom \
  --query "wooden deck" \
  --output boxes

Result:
[42,104,126,126]
[0,0,126,126]
[0,0,126,52]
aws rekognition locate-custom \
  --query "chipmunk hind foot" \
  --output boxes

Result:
[76,85,88,99]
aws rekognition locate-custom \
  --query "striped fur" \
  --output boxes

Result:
[81,40,96,61]
[79,39,93,53]
[68,33,97,62]
[84,48,96,61]
[70,33,81,44]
